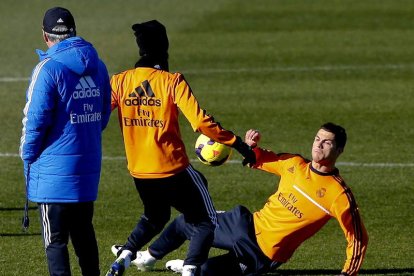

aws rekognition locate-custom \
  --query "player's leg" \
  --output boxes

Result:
[106,178,172,275]
[149,214,192,258]
[69,202,100,276]
[39,203,71,276]
[123,177,171,254]
[163,205,280,275]
[217,205,280,275]
[173,165,216,274]
[166,252,242,276]
[200,253,242,276]
[150,206,244,256]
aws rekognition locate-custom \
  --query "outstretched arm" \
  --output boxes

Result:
[173,74,256,165]
[332,193,369,276]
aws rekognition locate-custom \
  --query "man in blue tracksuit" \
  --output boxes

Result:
[19,7,111,276]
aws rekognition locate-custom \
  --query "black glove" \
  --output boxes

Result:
[232,136,256,166]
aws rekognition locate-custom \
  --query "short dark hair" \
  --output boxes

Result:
[320,122,347,149]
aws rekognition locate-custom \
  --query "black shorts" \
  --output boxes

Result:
[213,205,281,274]
[134,165,217,226]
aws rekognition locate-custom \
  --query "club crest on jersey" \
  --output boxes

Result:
[125,80,161,107]
[316,188,326,198]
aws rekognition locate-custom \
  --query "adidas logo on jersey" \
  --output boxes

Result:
[73,76,100,99]
[125,80,161,107]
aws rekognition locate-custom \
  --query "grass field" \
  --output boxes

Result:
[0,0,413,275]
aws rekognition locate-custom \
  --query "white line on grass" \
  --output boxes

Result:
[2,152,413,168]
[181,63,414,75]
[2,63,414,83]
[0,77,30,83]
[0,153,20,157]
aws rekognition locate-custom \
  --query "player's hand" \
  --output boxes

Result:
[244,129,261,148]
[232,136,256,166]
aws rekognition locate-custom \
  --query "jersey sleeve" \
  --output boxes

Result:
[251,147,298,176]
[171,74,236,146]
[331,190,369,276]
[110,74,120,111]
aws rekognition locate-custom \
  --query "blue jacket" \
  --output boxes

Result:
[20,37,111,203]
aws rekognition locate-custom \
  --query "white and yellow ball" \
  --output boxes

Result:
[194,134,232,166]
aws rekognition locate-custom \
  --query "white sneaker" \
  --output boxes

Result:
[166,259,184,274]
[111,245,123,256]
[105,250,132,276]
[111,245,156,272]
[182,265,197,276]
[132,250,157,271]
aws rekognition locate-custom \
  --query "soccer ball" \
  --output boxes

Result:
[195,134,232,166]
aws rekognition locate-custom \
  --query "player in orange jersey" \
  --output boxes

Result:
[129,122,368,276]
[105,20,255,276]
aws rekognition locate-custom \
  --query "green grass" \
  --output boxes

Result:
[1,0,413,275]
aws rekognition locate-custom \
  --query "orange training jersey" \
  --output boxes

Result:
[252,148,368,276]
[111,67,237,178]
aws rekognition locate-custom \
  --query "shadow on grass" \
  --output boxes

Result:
[0,206,40,236]
[0,232,41,237]
[103,268,414,275]
[0,206,39,236]
[267,268,414,275]
[0,206,37,211]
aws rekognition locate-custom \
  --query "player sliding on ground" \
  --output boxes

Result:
[118,123,368,276]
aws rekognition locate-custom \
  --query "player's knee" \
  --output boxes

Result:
[152,217,169,233]
[141,214,169,233]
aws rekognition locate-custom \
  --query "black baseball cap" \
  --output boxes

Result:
[43,7,76,35]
